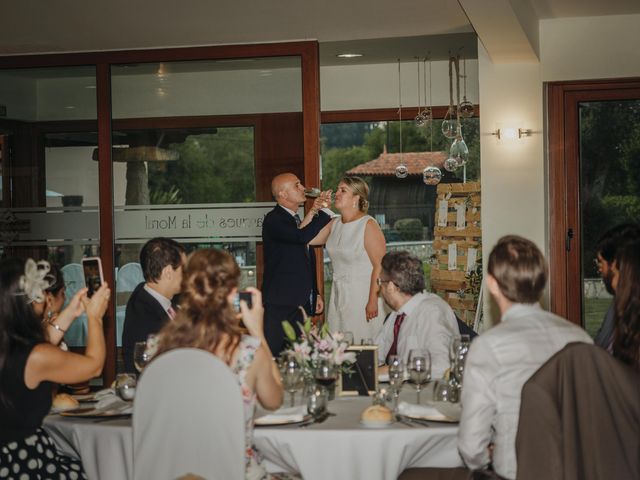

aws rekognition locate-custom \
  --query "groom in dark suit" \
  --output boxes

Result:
[262,173,332,355]
[121,237,186,372]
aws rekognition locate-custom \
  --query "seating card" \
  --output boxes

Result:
[437,200,448,227]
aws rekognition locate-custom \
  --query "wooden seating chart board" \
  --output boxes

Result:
[430,182,482,325]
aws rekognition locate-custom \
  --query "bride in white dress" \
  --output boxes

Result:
[310,176,387,343]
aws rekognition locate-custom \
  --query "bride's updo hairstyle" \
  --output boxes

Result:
[155,249,242,363]
[340,176,370,213]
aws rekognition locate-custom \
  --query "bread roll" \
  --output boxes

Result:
[361,405,393,423]
[53,393,79,411]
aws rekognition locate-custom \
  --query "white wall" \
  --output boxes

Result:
[540,14,640,82]
[477,42,544,327]
[321,59,479,111]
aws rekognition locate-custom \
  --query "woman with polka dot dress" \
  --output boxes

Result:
[0,258,110,479]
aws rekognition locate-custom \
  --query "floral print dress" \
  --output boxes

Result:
[232,335,271,480]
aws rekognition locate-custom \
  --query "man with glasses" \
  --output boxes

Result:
[592,223,640,350]
[374,250,458,379]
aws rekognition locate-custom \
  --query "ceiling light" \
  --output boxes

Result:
[336,53,363,58]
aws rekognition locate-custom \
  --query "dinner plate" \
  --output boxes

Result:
[59,407,132,418]
[254,414,313,426]
[360,419,393,428]
[72,393,98,403]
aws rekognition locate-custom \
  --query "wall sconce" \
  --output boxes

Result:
[492,128,532,140]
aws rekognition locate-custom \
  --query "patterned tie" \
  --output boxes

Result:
[386,312,406,364]
[167,306,176,319]
[293,213,301,226]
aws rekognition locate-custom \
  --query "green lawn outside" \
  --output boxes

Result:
[583,297,611,338]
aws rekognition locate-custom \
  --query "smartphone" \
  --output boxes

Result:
[233,291,253,312]
[82,257,104,298]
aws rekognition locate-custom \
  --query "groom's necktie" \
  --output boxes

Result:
[294,213,301,226]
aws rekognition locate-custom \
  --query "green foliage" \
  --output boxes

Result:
[321,145,371,191]
[149,185,182,205]
[579,100,640,274]
[393,218,423,241]
[148,127,256,204]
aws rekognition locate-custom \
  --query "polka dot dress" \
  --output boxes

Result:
[0,428,86,480]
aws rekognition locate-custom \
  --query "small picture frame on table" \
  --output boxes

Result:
[339,345,378,396]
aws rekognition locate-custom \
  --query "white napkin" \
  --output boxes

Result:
[397,401,452,421]
[94,389,133,415]
[255,406,307,425]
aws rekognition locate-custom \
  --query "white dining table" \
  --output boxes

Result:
[43,389,463,480]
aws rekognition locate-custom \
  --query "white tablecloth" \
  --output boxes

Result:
[43,390,463,480]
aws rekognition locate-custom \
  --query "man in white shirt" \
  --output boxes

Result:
[374,250,459,379]
[458,235,592,480]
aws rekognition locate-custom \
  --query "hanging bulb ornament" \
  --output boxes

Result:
[459,55,474,118]
[395,164,409,178]
[395,58,408,179]
[441,56,458,139]
[444,157,460,172]
[423,166,442,185]
[449,123,469,166]
[420,56,433,125]
[414,57,425,127]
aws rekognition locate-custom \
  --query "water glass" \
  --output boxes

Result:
[307,389,328,419]
[133,341,151,372]
[433,380,453,403]
[408,349,431,404]
[449,335,471,383]
[361,338,374,346]
[115,373,137,401]
[341,331,354,345]
[387,356,404,410]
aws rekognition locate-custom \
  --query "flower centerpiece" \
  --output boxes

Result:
[281,310,356,395]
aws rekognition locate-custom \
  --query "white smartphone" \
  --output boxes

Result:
[82,257,104,298]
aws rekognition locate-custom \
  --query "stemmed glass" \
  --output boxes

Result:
[449,335,471,383]
[281,357,303,407]
[133,341,151,373]
[407,349,431,404]
[387,355,405,411]
[314,358,338,399]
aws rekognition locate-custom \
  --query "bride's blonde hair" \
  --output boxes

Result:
[340,176,370,213]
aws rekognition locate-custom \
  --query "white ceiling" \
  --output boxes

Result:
[0,0,639,62]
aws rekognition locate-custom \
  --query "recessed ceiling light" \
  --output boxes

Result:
[64,105,76,110]
[336,53,363,58]
[85,85,96,89]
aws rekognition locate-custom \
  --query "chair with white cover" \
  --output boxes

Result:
[60,263,87,346]
[115,262,145,345]
[133,348,245,480]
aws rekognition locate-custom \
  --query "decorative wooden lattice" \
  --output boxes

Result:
[430,182,482,325]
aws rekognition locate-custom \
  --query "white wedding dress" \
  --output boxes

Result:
[326,215,385,343]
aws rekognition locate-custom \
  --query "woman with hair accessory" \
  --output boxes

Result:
[153,249,283,480]
[0,257,110,479]
[310,176,387,343]
[30,263,71,347]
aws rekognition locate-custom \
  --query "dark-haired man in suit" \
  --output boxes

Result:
[261,173,332,356]
[122,237,185,372]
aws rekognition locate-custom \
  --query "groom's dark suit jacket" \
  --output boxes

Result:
[121,282,172,372]
[261,205,331,353]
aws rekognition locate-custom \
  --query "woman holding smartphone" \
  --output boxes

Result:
[0,258,110,479]
[154,249,282,480]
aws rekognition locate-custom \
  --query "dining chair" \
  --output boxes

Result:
[133,348,245,480]
[516,342,640,480]
[115,262,145,344]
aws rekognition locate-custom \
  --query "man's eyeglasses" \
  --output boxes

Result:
[376,278,390,286]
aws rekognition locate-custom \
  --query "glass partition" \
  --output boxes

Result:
[0,66,98,346]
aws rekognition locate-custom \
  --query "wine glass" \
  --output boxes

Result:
[449,335,471,383]
[133,341,151,373]
[387,355,404,411]
[281,358,303,407]
[408,349,431,404]
[314,358,338,399]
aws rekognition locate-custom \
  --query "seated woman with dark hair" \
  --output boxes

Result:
[154,249,283,480]
[611,240,640,370]
[30,263,70,347]
[0,258,110,479]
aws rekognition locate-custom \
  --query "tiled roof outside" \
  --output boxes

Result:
[346,150,448,176]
